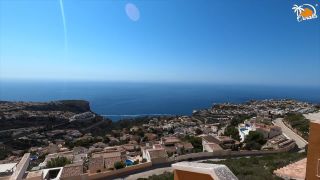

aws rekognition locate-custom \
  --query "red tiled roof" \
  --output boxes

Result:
[61,163,83,178]
[202,135,218,143]
[182,142,194,149]
[162,137,181,144]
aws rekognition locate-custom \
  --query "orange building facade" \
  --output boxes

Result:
[174,170,213,180]
[306,120,320,180]
[172,162,238,180]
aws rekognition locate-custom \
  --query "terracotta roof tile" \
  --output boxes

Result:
[274,158,306,180]
[61,163,83,178]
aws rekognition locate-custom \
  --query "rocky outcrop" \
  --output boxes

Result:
[24,100,91,113]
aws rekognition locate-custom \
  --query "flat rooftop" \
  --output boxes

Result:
[0,163,16,173]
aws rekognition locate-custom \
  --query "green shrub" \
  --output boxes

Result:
[46,157,72,168]
[114,161,126,169]
[182,135,202,152]
[284,113,309,140]
[203,152,306,180]
[0,149,10,160]
[244,131,266,150]
[133,160,139,165]
[224,126,240,141]
[144,172,173,180]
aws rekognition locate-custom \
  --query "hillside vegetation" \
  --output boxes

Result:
[284,113,309,140]
[203,152,306,180]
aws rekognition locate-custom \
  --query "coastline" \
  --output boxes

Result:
[102,114,176,121]
[1,82,320,119]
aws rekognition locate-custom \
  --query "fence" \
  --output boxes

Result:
[171,142,296,162]
[60,142,295,180]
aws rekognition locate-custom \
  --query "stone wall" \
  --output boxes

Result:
[60,174,89,180]
[47,143,295,180]
[88,162,152,180]
[171,142,296,162]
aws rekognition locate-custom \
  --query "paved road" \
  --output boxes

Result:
[273,118,308,149]
[121,167,173,180]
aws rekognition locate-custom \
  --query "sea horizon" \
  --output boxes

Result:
[1,80,320,120]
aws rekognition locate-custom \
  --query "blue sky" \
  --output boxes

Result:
[0,0,319,86]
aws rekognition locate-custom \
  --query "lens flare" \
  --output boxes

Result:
[125,3,140,21]
[59,0,68,53]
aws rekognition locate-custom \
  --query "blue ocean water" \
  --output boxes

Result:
[0,81,320,120]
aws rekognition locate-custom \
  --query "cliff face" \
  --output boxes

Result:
[0,100,112,154]
[0,100,92,131]
[24,100,91,113]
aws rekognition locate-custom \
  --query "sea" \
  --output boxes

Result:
[1,80,320,120]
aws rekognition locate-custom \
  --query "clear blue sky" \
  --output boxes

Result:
[0,0,319,86]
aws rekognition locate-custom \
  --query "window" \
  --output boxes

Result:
[317,159,320,177]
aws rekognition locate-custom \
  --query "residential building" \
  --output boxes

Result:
[25,170,43,180]
[238,121,255,142]
[88,157,104,173]
[0,163,17,177]
[48,143,59,154]
[91,150,126,169]
[202,135,239,150]
[141,146,153,160]
[255,123,282,139]
[161,136,181,145]
[238,121,282,141]
[145,148,168,164]
[202,135,223,152]
[60,163,84,180]
[9,153,30,180]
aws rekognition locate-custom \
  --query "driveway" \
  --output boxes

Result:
[273,118,308,149]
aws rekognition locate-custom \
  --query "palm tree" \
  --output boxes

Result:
[292,4,304,18]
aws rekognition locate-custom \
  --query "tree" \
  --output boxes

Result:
[0,149,9,160]
[183,135,202,152]
[230,115,253,126]
[244,131,266,150]
[114,161,126,169]
[167,152,174,157]
[133,160,139,165]
[195,128,203,135]
[224,126,240,141]
[103,136,110,144]
[46,157,72,168]
[284,113,309,140]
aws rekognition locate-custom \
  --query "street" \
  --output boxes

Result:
[273,118,308,149]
